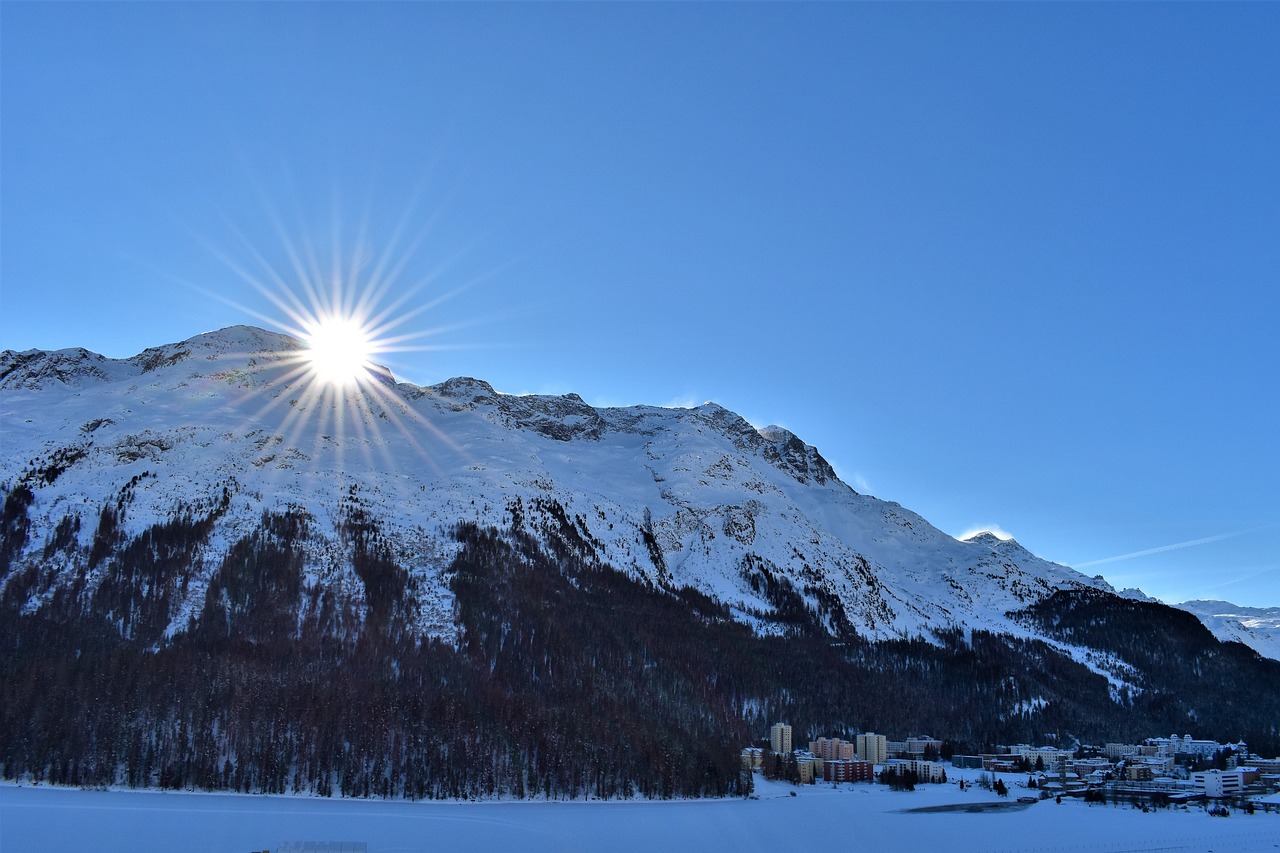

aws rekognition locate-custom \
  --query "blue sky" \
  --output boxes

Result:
[3,3,1277,607]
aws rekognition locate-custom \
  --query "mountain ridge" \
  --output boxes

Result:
[2,324,1120,649]
[2,326,1272,659]
[1174,599,1280,663]
[2,326,1278,799]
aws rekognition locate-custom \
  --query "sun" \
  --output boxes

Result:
[196,210,486,483]
[303,314,375,386]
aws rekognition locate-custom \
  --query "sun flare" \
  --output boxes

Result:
[196,197,487,478]
[304,315,375,386]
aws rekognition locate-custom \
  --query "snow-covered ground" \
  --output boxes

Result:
[3,775,1274,853]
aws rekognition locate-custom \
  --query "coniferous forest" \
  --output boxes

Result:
[2,494,1278,799]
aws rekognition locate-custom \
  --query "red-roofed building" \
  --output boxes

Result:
[823,759,874,783]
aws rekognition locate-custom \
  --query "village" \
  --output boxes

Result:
[742,725,1280,813]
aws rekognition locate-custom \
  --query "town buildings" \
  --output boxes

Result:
[1151,735,1243,759]
[1104,743,1156,761]
[746,725,1277,806]
[1066,758,1112,778]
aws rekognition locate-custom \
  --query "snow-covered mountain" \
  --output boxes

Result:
[1106,590,1280,662]
[1175,600,1280,662]
[6,326,1280,798]
[1,325,1114,648]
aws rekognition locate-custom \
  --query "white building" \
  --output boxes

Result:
[1150,735,1223,759]
[883,759,946,783]
[1193,769,1246,799]
[1005,744,1073,772]
[1104,743,1152,761]
[905,736,943,757]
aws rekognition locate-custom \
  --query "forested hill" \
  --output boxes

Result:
[3,501,1278,798]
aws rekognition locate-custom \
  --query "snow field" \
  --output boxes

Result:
[2,775,1275,853]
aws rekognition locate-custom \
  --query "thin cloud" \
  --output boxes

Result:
[661,395,701,410]
[958,525,1015,542]
[1074,529,1251,568]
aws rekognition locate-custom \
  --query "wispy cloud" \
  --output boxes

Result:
[957,525,1015,542]
[1191,564,1279,597]
[661,394,701,410]
[1074,529,1252,568]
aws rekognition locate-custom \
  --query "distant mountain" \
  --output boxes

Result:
[1176,600,1280,662]
[2,326,1277,798]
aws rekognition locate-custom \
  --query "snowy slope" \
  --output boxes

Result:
[1,326,1115,647]
[1175,600,1280,662]
[6,777,1280,853]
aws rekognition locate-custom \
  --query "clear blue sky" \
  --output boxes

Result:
[3,3,1277,607]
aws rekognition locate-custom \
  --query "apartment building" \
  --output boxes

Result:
[856,733,887,765]
[823,759,874,783]
[770,723,793,755]
[809,737,857,761]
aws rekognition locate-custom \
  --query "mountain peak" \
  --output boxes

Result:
[963,530,1016,547]
[0,346,116,390]
[431,376,499,400]
[183,324,303,353]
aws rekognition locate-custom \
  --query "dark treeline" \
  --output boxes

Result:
[1015,589,1280,749]
[2,496,1278,800]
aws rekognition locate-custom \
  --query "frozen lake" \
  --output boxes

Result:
[2,777,1275,853]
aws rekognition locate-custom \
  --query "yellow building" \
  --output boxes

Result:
[1125,765,1154,782]
[794,750,821,783]
[857,733,887,765]
[770,723,793,755]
